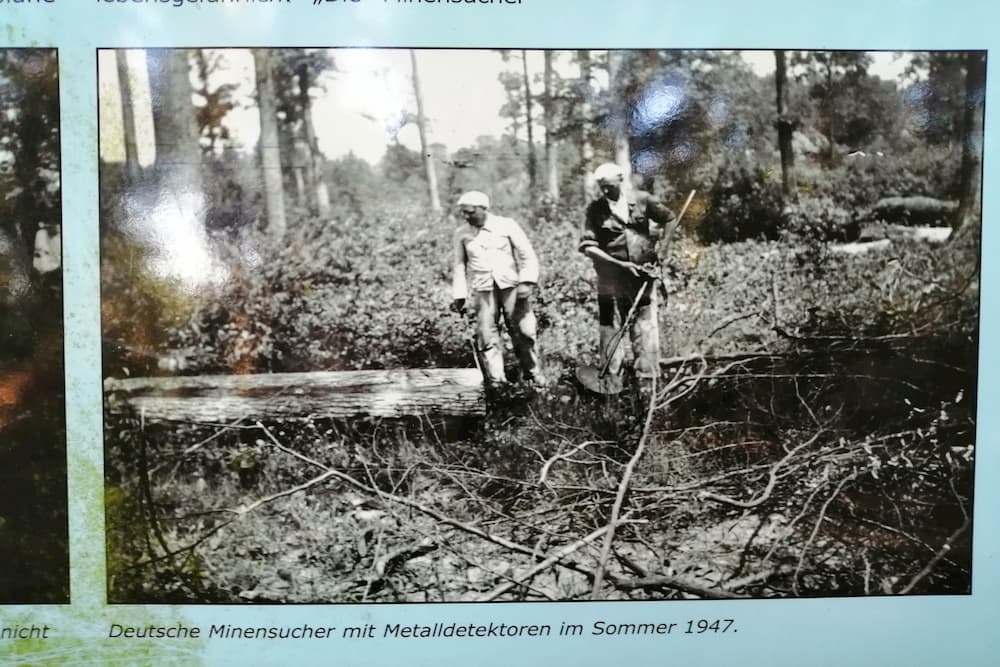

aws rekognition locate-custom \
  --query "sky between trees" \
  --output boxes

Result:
[99,48,914,166]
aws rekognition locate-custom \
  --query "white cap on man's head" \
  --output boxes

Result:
[457,191,491,209]
[593,162,625,183]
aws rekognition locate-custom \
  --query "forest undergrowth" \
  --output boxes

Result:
[104,205,978,603]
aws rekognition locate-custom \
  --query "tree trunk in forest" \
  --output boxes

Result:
[578,50,595,201]
[145,49,205,242]
[953,51,986,231]
[4,50,59,269]
[522,50,538,196]
[146,49,201,169]
[252,48,288,239]
[825,59,836,163]
[293,163,308,209]
[410,50,442,212]
[606,51,632,186]
[115,50,141,182]
[774,50,797,203]
[191,50,215,156]
[294,61,318,214]
[543,51,560,202]
[296,59,331,218]
[104,368,485,421]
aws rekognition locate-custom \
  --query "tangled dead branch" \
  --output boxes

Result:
[107,322,975,603]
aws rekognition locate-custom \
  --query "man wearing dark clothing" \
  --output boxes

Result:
[579,163,677,382]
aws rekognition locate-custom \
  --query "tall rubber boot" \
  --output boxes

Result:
[631,300,660,397]
[480,343,507,385]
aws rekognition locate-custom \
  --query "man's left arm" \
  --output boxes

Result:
[451,230,470,309]
[508,219,540,294]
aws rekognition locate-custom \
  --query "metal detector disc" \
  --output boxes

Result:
[575,364,624,395]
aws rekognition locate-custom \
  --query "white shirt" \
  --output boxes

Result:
[452,213,540,299]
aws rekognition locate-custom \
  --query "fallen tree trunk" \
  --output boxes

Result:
[104,368,485,422]
[870,196,958,226]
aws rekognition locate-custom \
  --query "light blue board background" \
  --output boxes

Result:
[1,1,997,665]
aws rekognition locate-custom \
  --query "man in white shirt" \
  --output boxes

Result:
[451,191,544,387]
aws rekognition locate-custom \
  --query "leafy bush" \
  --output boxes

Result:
[780,195,860,242]
[664,221,978,361]
[117,199,597,382]
[800,145,962,210]
[698,164,783,243]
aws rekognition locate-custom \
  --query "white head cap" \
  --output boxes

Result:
[593,162,625,183]
[457,191,491,209]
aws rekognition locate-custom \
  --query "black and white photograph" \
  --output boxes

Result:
[99,48,981,604]
[0,48,67,604]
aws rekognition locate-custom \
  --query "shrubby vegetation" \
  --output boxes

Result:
[103,197,977,602]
